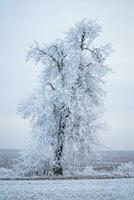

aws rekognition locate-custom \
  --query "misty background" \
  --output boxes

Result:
[0,0,134,150]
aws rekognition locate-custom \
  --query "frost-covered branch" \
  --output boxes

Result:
[16,19,111,177]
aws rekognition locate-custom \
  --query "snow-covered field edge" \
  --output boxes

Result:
[0,161,134,180]
[0,175,134,181]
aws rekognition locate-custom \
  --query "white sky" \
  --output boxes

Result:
[0,0,134,150]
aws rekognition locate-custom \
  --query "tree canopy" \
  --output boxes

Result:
[16,19,111,176]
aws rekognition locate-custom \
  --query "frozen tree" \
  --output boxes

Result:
[17,19,111,176]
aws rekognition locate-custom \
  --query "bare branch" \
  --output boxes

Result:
[83,47,100,62]
[46,83,55,91]
[80,31,86,50]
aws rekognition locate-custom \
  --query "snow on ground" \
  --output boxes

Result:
[0,168,14,178]
[0,161,134,179]
[0,178,134,200]
[67,162,134,178]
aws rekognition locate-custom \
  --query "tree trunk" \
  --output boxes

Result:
[53,105,70,176]
[53,164,63,175]
[53,120,64,175]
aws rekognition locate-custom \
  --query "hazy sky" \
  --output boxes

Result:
[0,0,134,150]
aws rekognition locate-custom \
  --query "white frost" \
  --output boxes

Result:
[0,179,134,200]
[16,19,111,176]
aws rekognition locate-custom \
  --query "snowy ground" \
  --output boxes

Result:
[0,178,134,200]
[1,161,134,179]
[0,151,134,199]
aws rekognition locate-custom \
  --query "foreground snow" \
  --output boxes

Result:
[0,178,134,200]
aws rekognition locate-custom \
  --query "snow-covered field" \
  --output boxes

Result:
[0,161,134,179]
[1,150,134,179]
[0,178,134,200]
[0,150,134,199]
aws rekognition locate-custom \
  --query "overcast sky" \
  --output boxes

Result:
[0,0,134,150]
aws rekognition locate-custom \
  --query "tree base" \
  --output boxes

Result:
[53,164,63,176]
